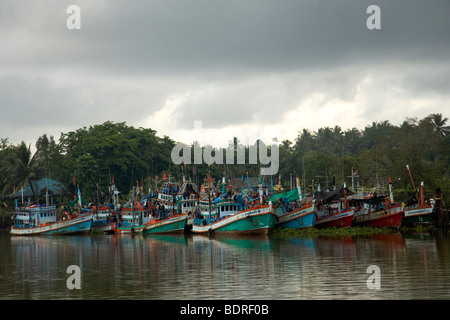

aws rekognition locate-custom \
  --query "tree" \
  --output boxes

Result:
[429,113,450,138]
[57,121,177,200]
[1,142,41,201]
[294,128,316,154]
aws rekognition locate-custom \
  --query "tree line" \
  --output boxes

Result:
[0,113,449,206]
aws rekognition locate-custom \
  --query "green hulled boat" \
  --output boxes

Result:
[191,205,277,235]
[144,214,187,234]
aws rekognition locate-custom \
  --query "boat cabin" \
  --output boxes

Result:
[13,204,57,228]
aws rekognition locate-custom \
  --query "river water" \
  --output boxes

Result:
[1,230,450,300]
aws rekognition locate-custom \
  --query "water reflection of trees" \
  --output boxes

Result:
[4,231,450,299]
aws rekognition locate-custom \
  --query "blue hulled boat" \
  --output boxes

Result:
[10,203,92,236]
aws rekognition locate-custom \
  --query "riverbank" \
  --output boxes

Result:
[0,209,12,231]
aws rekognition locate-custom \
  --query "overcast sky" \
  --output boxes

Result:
[1,0,449,148]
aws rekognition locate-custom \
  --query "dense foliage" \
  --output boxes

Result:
[0,114,449,205]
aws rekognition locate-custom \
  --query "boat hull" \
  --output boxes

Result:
[353,206,403,228]
[403,206,433,226]
[10,214,93,236]
[315,210,354,229]
[115,224,146,234]
[91,222,116,233]
[144,214,187,234]
[275,204,316,229]
[192,206,277,235]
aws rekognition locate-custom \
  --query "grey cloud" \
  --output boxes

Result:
[6,0,448,75]
[0,0,449,144]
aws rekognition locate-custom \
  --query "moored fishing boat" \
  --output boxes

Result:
[403,205,433,226]
[116,189,153,234]
[144,213,187,234]
[10,192,92,236]
[315,208,354,229]
[402,166,434,227]
[275,202,317,229]
[351,178,404,228]
[271,178,316,229]
[315,184,354,229]
[177,177,199,215]
[403,182,434,226]
[116,203,151,234]
[91,205,117,233]
[191,204,277,235]
[176,177,199,232]
[192,174,278,235]
[353,203,403,228]
[157,180,180,214]
[11,186,93,236]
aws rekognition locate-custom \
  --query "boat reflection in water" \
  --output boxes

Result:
[3,230,450,300]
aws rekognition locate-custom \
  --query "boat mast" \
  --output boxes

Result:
[389,177,394,203]
[420,181,425,207]
[296,177,302,202]
[406,164,419,202]
[205,171,213,219]
[344,182,348,210]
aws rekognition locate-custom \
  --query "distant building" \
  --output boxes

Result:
[6,178,68,199]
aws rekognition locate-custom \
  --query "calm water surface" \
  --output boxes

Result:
[1,230,450,300]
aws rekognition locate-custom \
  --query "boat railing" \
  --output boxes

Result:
[15,205,57,212]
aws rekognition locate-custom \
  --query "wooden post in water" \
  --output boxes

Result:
[432,187,448,228]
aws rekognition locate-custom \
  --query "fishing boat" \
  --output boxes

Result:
[315,208,354,229]
[11,204,93,235]
[10,188,92,236]
[156,180,180,214]
[91,205,117,233]
[191,204,277,235]
[403,182,434,226]
[116,187,153,234]
[353,200,403,228]
[10,189,92,236]
[315,184,354,229]
[144,212,187,234]
[116,202,152,234]
[176,177,199,231]
[275,201,317,229]
[402,166,434,226]
[191,176,277,235]
[352,181,403,228]
[139,179,186,234]
[270,178,316,229]
[177,177,199,214]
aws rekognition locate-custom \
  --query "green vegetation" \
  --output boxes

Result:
[269,224,432,238]
[0,113,449,207]
[89,229,106,235]
[270,226,399,238]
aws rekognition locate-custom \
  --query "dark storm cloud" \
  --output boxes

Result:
[70,0,450,74]
[0,0,449,143]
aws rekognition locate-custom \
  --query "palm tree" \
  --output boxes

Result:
[1,141,41,201]
[294,128,315,153]
[430,113,450,138]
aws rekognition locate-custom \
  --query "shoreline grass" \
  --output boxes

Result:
[269,225,430,238]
